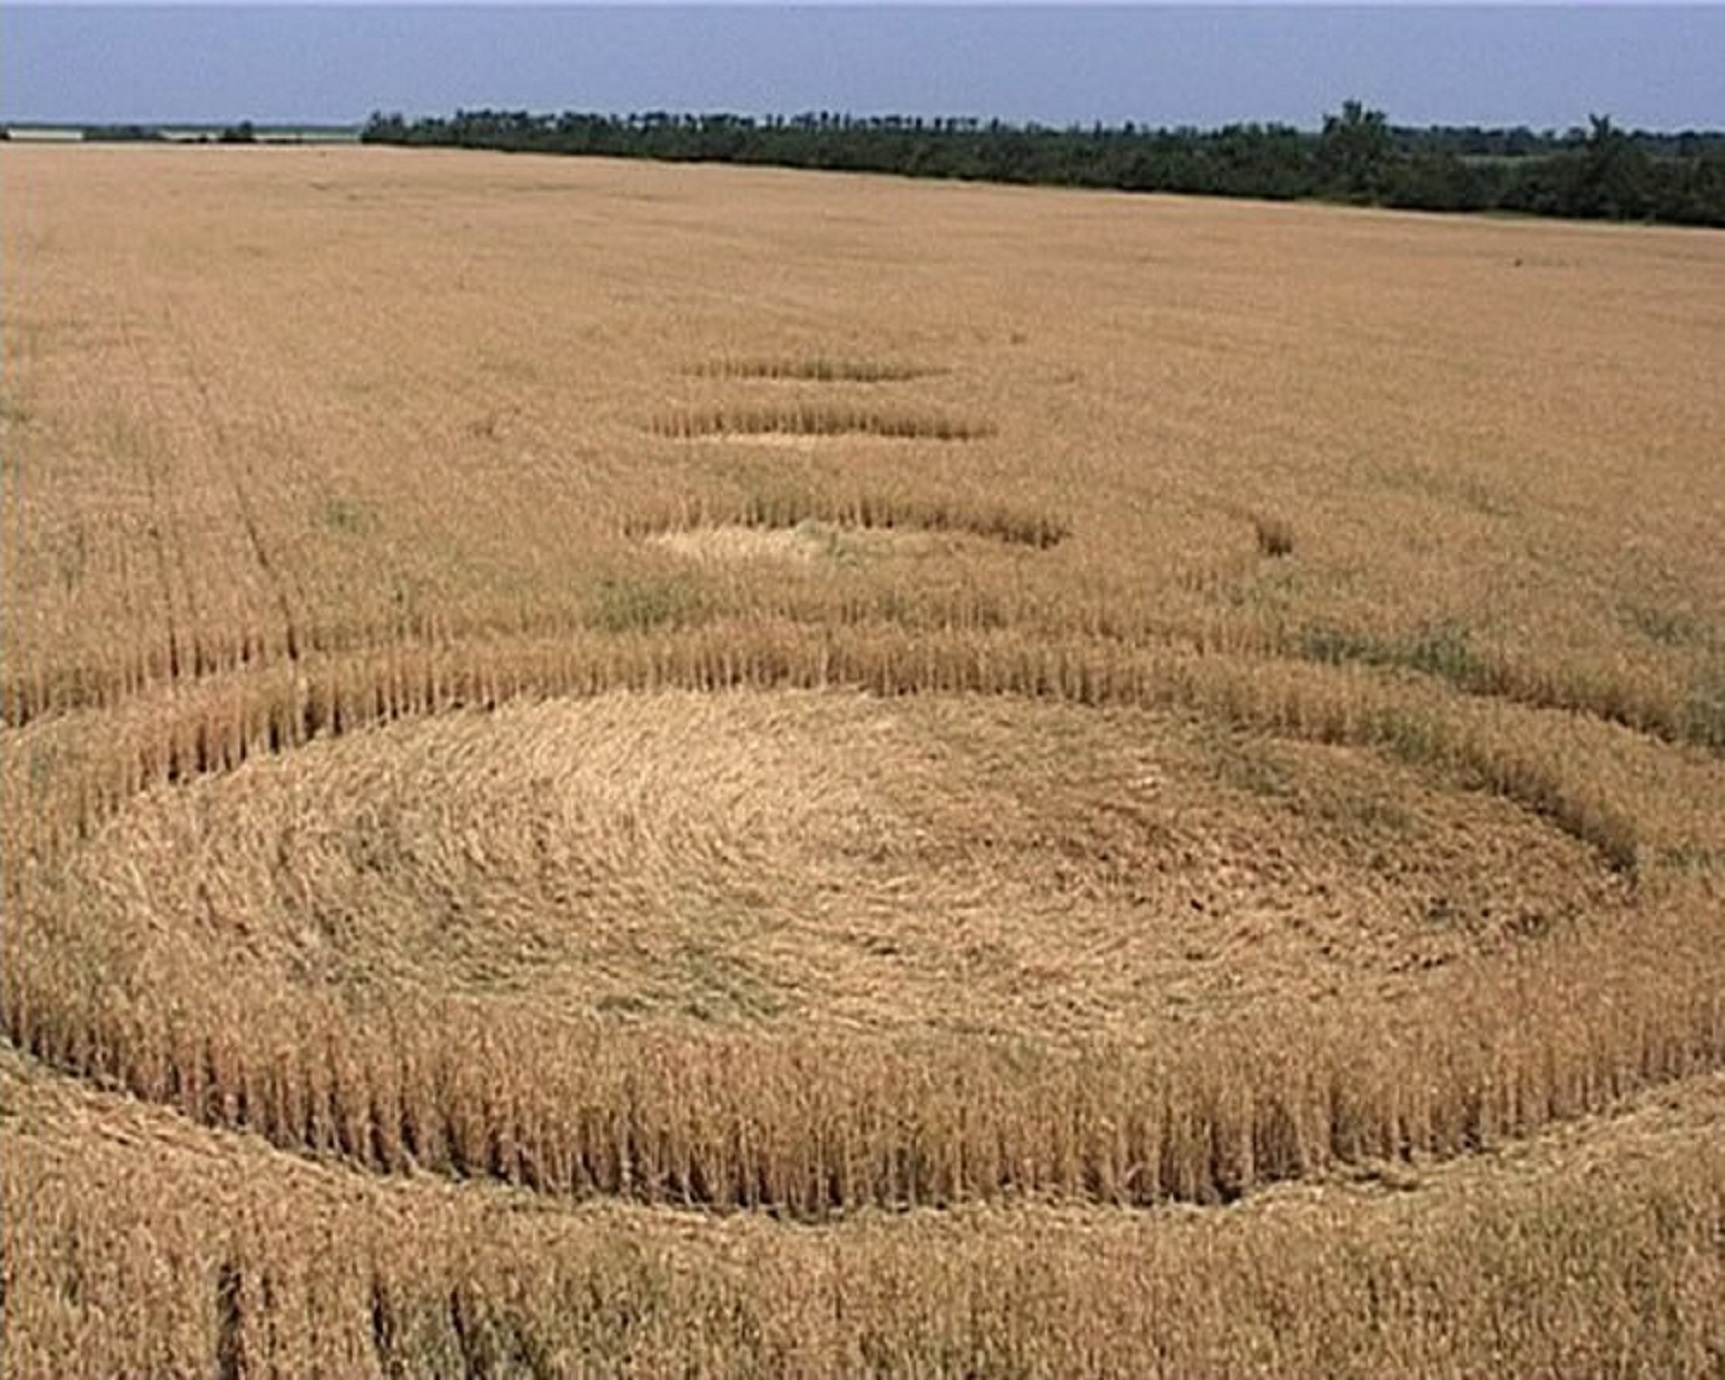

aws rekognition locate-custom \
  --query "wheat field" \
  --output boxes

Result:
[3,144,1723,1375]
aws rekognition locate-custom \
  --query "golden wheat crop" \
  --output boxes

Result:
[3,144,1723,1374]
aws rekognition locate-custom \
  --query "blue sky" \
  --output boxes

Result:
[3,6,1722,130]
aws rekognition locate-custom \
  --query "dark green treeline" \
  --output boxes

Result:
[359,103,1725,228]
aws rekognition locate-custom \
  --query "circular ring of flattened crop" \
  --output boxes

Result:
[13,657,1703,1215]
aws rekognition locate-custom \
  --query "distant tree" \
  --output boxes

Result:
[1387,151,1492,213]
[360,112,410,145]
[1574,114,1652,219]
[1319,100,1392,201]
[218,120,257,145]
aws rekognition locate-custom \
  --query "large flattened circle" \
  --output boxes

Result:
[58,689,1628,1042]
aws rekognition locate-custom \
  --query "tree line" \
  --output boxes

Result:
[359,104,1725,227]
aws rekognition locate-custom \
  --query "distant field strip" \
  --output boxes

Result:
[650,403,995,442]
[690,355,943,382]
[625,489,1069,549]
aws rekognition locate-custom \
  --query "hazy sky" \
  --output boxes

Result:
[4,6,1722,130]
